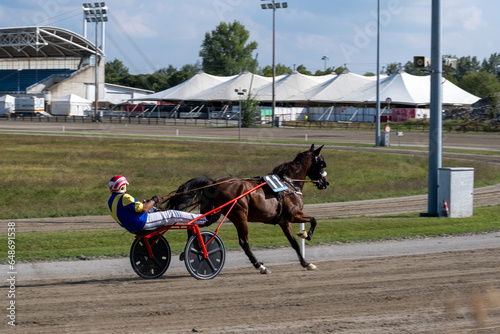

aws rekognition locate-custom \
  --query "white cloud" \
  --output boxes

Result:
[458,7,483,31]
[1,1,499,75]
[442,1,483,31]
[110,9,159,39]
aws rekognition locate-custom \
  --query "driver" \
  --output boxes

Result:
[107,175,206,233]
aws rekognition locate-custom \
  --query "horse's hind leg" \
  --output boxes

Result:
[280,221,316,270]
[233,220,271,274]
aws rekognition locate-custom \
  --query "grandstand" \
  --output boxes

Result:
[0,69,75,93]
[0,26,104,114]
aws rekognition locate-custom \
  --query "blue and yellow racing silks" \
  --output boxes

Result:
[108,193,148,232]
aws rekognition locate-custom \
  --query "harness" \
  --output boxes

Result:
[267,191,283,225]
[261,174,302,225]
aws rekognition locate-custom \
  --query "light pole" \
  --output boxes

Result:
[83,2,108,119]
[426,0,443,216]
[17,69,21,95]
[235,88,247,141]
[260,0,287,127]
[321,55,329,71]
[375,0,381,146]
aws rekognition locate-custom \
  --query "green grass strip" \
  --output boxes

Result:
[2,205,499,263]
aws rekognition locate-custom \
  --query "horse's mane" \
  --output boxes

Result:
[272,151,312,178]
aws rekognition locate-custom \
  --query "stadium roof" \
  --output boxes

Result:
[0,26,102,59]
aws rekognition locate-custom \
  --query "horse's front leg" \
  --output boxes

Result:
[279,221,316,271]
[293,212,317,241]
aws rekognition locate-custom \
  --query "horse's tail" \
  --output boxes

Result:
[162,176,216,212]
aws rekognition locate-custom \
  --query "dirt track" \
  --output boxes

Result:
[3,122,500,333]
[15,248,500,333]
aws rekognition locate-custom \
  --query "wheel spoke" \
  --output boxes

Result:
[206,246,222,256]
[205,257,216,271]
[188,246,202,256]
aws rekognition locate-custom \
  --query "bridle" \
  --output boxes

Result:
[311,154,329,189]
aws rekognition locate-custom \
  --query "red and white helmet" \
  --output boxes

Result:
[108,175,129,193]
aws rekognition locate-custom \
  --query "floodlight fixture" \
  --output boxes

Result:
[321,55,329,71]
[83,1,108,22]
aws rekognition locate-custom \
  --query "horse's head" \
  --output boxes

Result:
[308,144,329,190]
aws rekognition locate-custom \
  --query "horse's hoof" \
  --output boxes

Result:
[297,230,308,239]
[258,264,271,274]
[306,263,317,271]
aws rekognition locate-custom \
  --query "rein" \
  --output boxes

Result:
[156,178,239,201]
[287,178,318,183]
[157,177,317,202]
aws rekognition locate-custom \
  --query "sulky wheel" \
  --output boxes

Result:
[130,235,171,279]
[184,230,226,280]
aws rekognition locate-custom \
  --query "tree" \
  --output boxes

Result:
[105,59,129,84]
[260,63,292,77]
[455,56,481,81]
[199,21,258,76]
[296,65,312,75]
[459,71,500,98]
[334,66,348,74]
[167,70,191,88]
[147,72,169,92]
[443,73,459,86]
[180,63,201,76]
[481,53,500,80]
[156,65,179,77]
[385,62,401,75]
[119,74,151,91]
[315,68,335,76]
[161,63,201,88]
[488,93,499,119]
[241,94,260,127]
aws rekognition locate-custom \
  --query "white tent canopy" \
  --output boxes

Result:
[136,71,235,102]
[253,71,335,102]
[189,71,272,101]
[51,94,91,116]
[0,94,15,115]
[442,78,481,105]
[130,70,480,106]
[295,72,373,102]
[338,71,480,105]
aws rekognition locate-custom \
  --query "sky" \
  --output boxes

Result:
[0,0,499,75]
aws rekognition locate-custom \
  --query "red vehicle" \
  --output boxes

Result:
[130,182,267,280]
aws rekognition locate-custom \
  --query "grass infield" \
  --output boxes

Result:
[3,205,500,262]
[1,133,499,262]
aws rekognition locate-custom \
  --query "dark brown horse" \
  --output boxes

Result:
[163,144,329,273]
